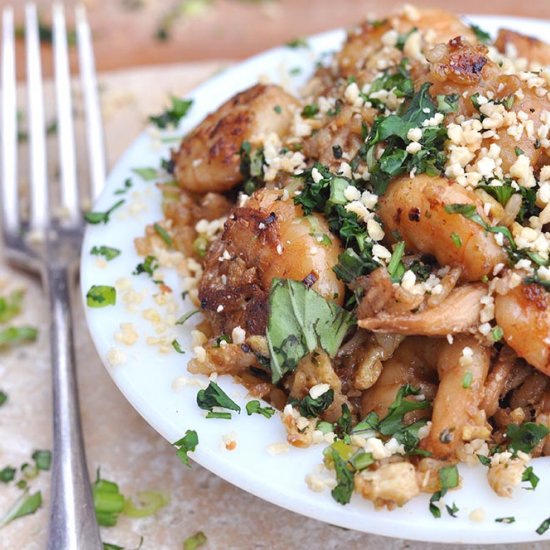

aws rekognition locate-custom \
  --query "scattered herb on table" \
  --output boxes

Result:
[183,531,207,550]
[32,450,51,471]
[0,489,42,529]
[0,391,7,407]
[0,326,38,348]
[123,491,169,518]
[0,290,24,323]
[0,466,16,483]
[92,470,126,527]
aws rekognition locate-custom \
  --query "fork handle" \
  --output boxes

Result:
[44,265,103,550]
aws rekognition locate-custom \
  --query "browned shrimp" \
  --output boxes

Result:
[495,28,550,67]
[199,188,345,336]
[494,284,550,375]
[377,174,507,282]
[173,84,300,193]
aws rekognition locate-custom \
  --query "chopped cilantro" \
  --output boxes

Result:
[246,400,276,419]
[479,183,515,206]
[506,422,550,453]
[446,502,459,518]
[439,465,459,489]
[90,245,121,261]
[285,37,308,49]
[470,23,491,44]
[84,199,125,224]
[197,382,241,415]
[173,430,199,467]
[289,389,334,418]
[133,255,159,277]
[301,104,319,118]
[183,531,207,550]
[32,450,51,471]
[149,97,193,129]
[0,466,15,482]
[86,286,116,308]
[153,223,173,247]
[436,94,459,114]
[330,449,354,505]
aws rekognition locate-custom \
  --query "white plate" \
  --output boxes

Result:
[81,15,550,544]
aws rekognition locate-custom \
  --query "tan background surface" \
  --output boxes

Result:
[1,1,550,549]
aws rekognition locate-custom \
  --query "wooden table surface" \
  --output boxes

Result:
[3,0,550,78]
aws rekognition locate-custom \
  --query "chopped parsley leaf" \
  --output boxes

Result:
[149,97,193,129]
[173,430,199,467]
[197,381,241,414]
[90,245,121,262]
[330,449,354,505]
[133,255,159,277]
[477,454,491,466]
[285,37,308,49]
[246,400,276,419]
[0,466,15,483]
[289,389,334,418]
[436,94,459,114]
[506,422,550,454]
[175,309,200,325]
[301,104,319,118]
[86,286,116,308]
[114,178,133,195]
[446,502,459,518]
[470,23,491,44]
[84,199,125,224]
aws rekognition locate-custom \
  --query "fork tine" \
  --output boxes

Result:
[53,3,79,222]
[1,7,19,237]
[76,5,106,201]
[25,3,49,231]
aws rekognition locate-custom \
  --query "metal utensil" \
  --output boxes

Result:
[1,4,105,548]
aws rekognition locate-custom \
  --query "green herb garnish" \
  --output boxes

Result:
[175,309,200,325]
[285,37,308,49]
[92,470,125,527]
[149,97,193,129]
[0,290,24,323]
[301,104,319,118]
[32,450,51,471]
[470,23,491,44]
[153,223,173,247]
[84,199,125,225]
[289,389,334,418]
[330,449,354,505]
[506,422,550,454]
[183,531,207,550]
[197,381,241,415]
[0,489,42,528]
[114,178,133,195]
[462,371,473,389]
[171,339,185,354]
[132,167,159,181]
[86,286,116,308]
[90,246,121,261]
[522,466,539,490]
[173,430,199,467]
[133,255,159,277]
[266,279,355,383]
[0,466,15,483]
[536,517,550,535]
[246,400,276,419]
[495,516,515,524]
[0,326,38,347]
[0,391,6,407]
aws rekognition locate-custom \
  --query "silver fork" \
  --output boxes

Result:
[1,4,105,549]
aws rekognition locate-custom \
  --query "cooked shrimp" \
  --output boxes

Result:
[423,336,491,458]
[494,283,550,375]
[377,174,507,281]
[359,283,487,335]
[495,28,550,67]
[337,7,475,81]
[422,37,550,172]
[199,188,345,336]
[173,84,300,193]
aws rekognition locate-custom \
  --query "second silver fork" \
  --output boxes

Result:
[1,4,105,549]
